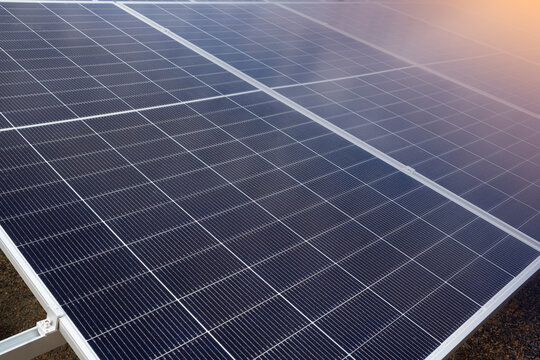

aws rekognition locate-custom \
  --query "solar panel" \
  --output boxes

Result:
[274,69,540,239]
[128,2,540,241]
[0,2,538,360]
[283,2,540,114]
[0,2,254,126]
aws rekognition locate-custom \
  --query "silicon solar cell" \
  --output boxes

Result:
[0,2,539,360]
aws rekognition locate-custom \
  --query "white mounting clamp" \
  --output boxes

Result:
[402,165,416,175]
[36,317,57,337]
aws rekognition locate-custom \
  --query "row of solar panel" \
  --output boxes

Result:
[2,91,537,359]
[2,2,537,240]
[129,2,540,240]
[0,2,538,360]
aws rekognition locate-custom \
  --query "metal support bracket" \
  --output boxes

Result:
[0,317,66,360]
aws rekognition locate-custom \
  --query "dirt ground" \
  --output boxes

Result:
[1,251,538,359]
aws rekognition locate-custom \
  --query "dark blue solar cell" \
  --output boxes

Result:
[417,238,478,280]
[305,171,363,199]
[180,185,251,218]
[414,157,457,179]
[0,182,78,220]
[357,202,416,236]
[309,221,378,262]
[161,334,231,360]
[489,173,531,197]
[212,297,309,359]
[130,223,218,269]
[260,143,315,167]
[385,219,446,257]
[183,271,274,329]
[490,199,536,228]
[519,214,540,240]
[107,202,192,243]
[155,245,245,298]
[259,186,322,219]
[0,163,59,194]
[463,159,505,183]
[89,301,204,360]
[64,273,174,338]
[436,170,481,195]
[487,150,522,170]
[330,186,386,217]
[223,119,274,138]
[174,128,234,151]
[354,317,439,359]
[302,133,352,155]
[318,290,400,352]
[463,185,508,210]
[395,187,448,217]
[283,203,349,239]
[117,138,186,164]
[324,146,372,169]
[346,158,397,183]
[283,157,340,183]
[449,258,513,305]
[137,153,206,181]
[157,168,227,199]
[424,202,476,235]
[226,222,301,266]
[440,148,480,168]
[1,201,99,245]
[201,203,275,240]
[283,122,330,141]
[408,284,479,342]
[258,325,348,360]
[372,262,443,312]
[194,141,253,166]
[371,172,421,199]
[341,241,408,286]
[18,223,120,273]
[41,247,147,304]
[235,170,299,199]
[254,243,332,291]
[390,146,432,166]
[87,184,170,220]
[484,237,539,276]
[347,124,389,142]
[284,266,364,319]
[452,218,507,254]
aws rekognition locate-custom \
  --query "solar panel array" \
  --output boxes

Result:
[0,2,538,360]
